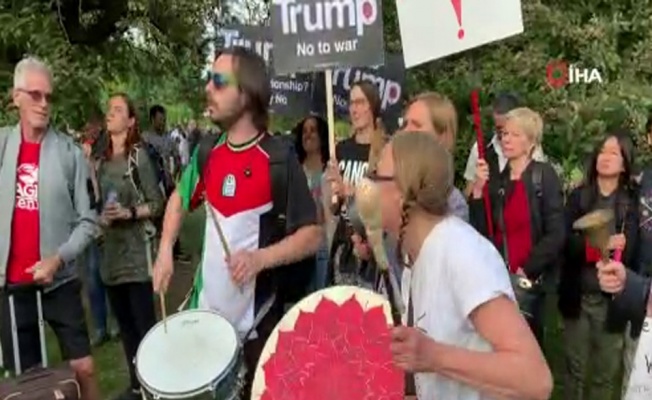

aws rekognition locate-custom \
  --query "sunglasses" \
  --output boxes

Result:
[207,72,237,89]
[18,89,52,104]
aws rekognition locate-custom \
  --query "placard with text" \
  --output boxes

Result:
[270,0,385,74]
[625,317,652,399]
[217,25,314,117]
[311,53,405,132]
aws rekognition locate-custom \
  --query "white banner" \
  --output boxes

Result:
[625,318,652,399]
[395,0,524,68]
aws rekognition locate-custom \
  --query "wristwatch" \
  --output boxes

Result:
[130,206,137,221]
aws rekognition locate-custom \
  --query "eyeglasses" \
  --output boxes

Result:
[367,171,394,182]
[18,89,52,104]
[207,72,237,89]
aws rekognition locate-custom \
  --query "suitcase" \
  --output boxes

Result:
[0,286,81,400]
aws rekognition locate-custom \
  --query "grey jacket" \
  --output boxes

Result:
[0,125,98,290]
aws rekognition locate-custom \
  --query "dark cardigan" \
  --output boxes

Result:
[469,161,566,282]
[559,185,639,333]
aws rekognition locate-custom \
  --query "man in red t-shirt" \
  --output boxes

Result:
[0,57,100,400]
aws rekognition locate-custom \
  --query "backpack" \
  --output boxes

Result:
[197,132,316,304]
[142,141,176,199]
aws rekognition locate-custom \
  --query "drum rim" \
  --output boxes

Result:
[136,309,242,398]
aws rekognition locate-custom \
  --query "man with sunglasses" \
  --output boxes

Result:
[152,46,321,398]
[0,57,100,399]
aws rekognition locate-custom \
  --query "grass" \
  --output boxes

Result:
[4,208,623,399]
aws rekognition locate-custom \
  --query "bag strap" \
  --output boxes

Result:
[197,132,223,180]
[127,147,145,203]
[530,162,544,238]
[496,184,510,269]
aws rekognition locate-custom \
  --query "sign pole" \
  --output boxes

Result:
[325,69,338,205]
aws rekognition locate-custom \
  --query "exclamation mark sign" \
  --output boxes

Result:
[450,0,464,39]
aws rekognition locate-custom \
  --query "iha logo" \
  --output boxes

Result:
[274,0,378,37]
[546,60,603,89]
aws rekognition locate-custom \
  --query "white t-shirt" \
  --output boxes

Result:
[401,217,514,400]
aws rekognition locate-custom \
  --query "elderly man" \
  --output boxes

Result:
[0,57,100,399]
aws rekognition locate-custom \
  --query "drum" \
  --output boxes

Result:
[136,310,244,399]
[251,286,404,400]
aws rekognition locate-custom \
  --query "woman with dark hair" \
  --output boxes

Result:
[97,93,165,400]
[560,130,639,400]
[325,80,388,288]
[293,115,330,290]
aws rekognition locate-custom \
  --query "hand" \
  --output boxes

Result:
[325,158,345,199]
[391,326,435,373]
[152,248,174,294]
[596,259,627,294]
[227,250,266,286]
[607,234,626,251]
[351,233,371,261]
[27,255,62,285]
[472,158,490,197]
[102,203,131,221]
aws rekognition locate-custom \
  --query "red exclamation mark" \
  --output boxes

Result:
[450,0,464,39]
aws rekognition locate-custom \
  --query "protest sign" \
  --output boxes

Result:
[625,318,652,399]
[217,25,314,118]
[396,0,523,68]
[311,53,405,132]
[270,0,385,75]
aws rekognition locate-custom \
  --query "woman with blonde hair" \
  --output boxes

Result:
[402,91,468,221]
[371,131,552,400]
[469,107,565,345]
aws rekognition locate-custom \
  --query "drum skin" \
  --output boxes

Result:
[136,309,241,399]
[251,286,404,400]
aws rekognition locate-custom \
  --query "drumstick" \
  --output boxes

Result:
[160,292,167,333]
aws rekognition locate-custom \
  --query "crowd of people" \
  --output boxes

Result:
[0,46,650,400]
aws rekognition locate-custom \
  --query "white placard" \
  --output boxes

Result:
[396,0,524,68]
[625,318,652,399]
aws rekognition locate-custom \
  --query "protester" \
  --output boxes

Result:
[560,130,639,400]
[293,115,330,291]
[597,260,650,331]
[81,118,116,347]
[142,105,180,178]
[469,107,565,344]
[374,131,551,400]
[97,93,164,400]
[463,92,520,196]
[325,80,388,288]
[151,46,321,399]
[402,91,469,221]
[0,56,100,400]
[621,116,652,394]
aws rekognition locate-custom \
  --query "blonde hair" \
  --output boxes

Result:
[391,131,453,265]
[504,107,544,156]
[367,119,388,172]
[409,92,458,148]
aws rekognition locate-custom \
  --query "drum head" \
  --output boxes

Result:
[251,286,404,400]
[136,310,239,397]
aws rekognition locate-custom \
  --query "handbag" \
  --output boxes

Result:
[496,186,544,319]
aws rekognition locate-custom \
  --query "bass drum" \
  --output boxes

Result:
[250,286,404,400]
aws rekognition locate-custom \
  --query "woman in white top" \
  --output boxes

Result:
[372,131,552,400]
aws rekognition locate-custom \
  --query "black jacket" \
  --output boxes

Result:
[469,161,566,281]
[560,184,639,333]
[612,271,651,334]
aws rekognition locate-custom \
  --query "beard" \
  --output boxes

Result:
[209,101,246,132]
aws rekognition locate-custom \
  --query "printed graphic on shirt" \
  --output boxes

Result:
[15,163,39,211]
[339,159,368,186]
[178,140,271,335]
